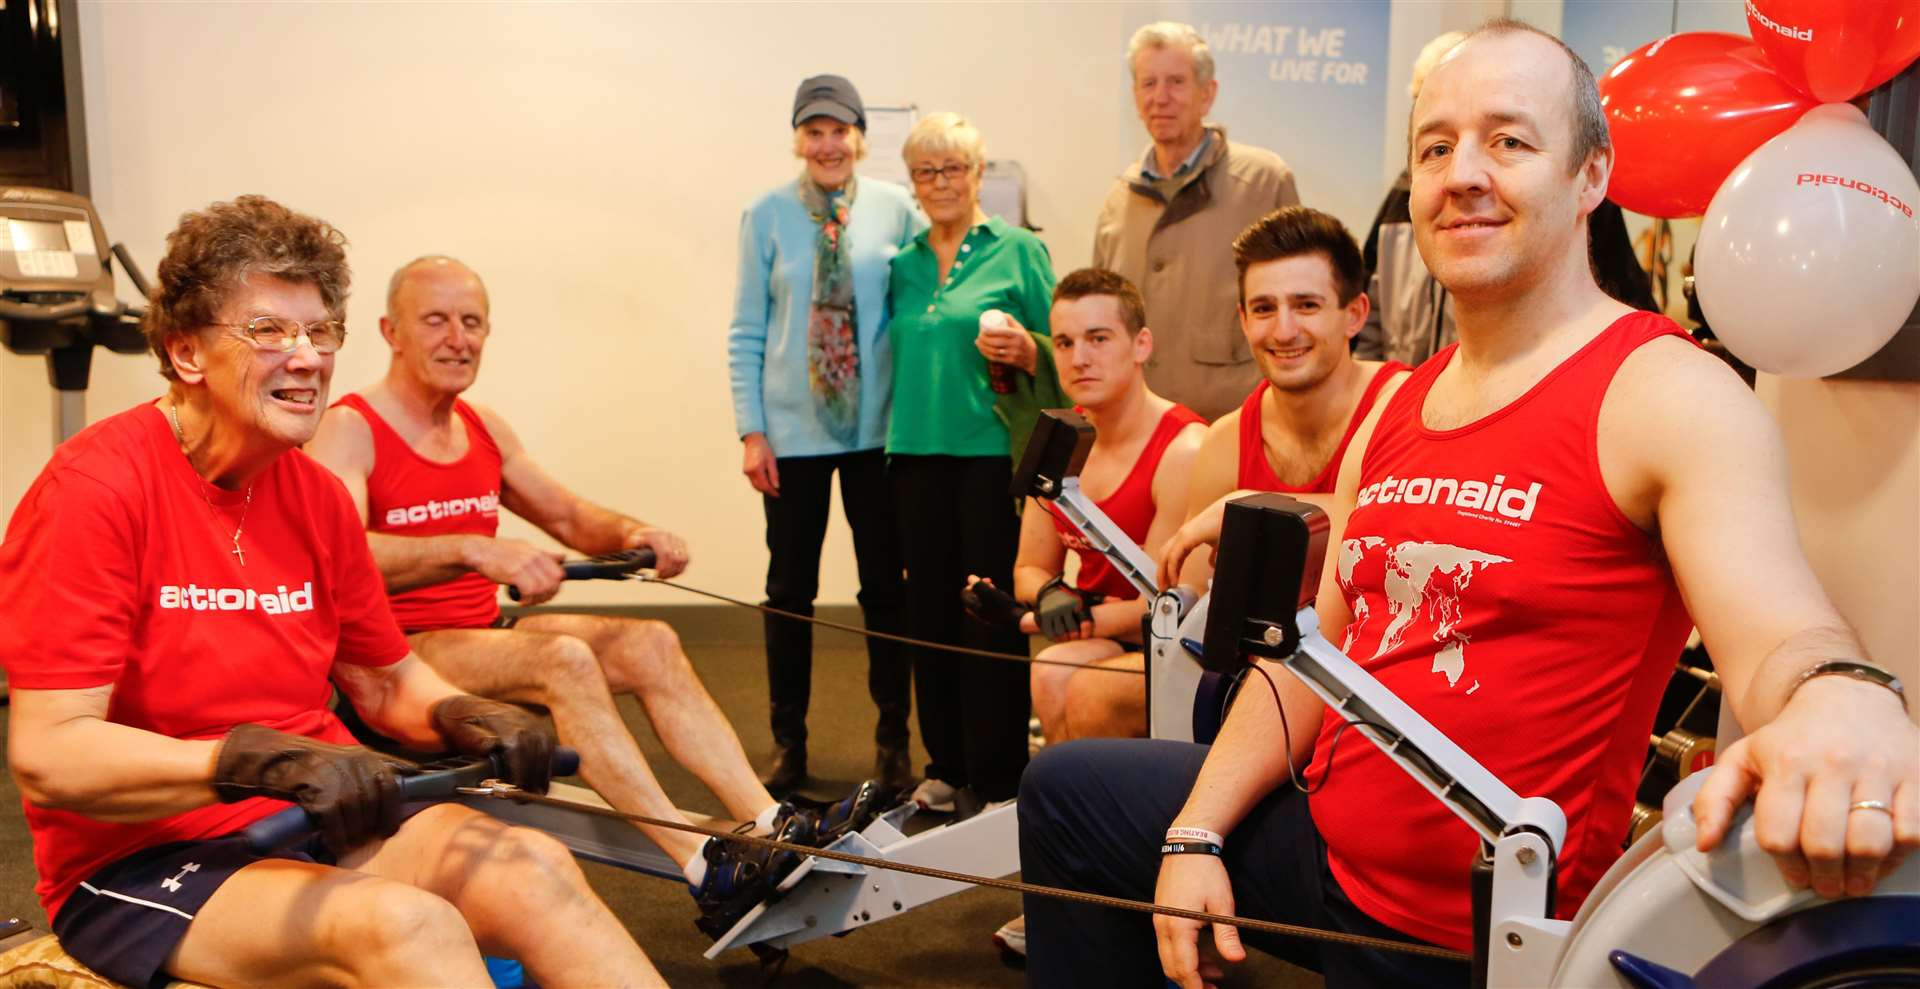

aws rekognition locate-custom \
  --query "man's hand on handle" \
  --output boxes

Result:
[429,695,556,795]
[1693,676,1918,899]
[624,525,689,578]
[468,537,566,605]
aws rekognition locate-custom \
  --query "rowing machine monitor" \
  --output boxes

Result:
[0,186,149,443]
[1010,408,1093,499]
[1200,493,1329,673]
[507,547,658,601]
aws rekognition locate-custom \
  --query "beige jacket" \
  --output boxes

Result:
[1093,126,1300,420]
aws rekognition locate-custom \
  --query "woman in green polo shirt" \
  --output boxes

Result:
[888,112,1057,811]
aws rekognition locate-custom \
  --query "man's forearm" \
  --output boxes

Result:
[1736,625,1904,729]
[335,656,465,751]
[1170,659,1318,834]
[368,531,487,592]
[1014,564,1054,603]
[551,501,645,555]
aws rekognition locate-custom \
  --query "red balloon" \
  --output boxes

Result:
[1598,33,1818,219]
[1747,0,1920,103]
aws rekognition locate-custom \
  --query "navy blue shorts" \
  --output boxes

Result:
[52,832,330,989]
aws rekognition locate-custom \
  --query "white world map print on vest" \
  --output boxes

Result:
[1340,538,1510,694]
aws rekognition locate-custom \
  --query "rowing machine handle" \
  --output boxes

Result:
[506,548,658,602]
[242,746,579,852]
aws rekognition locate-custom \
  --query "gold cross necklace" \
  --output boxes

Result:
[167,400,253,567]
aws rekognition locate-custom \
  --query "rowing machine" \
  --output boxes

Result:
[1205,492,1919,988]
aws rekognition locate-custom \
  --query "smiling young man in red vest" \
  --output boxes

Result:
[1020,21,1917,989]
[1155,206,1409,591]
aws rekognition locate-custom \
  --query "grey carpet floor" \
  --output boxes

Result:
[0,609,1316,988]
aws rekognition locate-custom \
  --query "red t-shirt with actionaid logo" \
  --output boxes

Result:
[1312,313,1695,951]
[0,402,409,921]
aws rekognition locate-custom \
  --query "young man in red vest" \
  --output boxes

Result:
[1155,206,1409,591]
[972,267,1204,959]
[308,257,872,937]
[1020,21,1917,988]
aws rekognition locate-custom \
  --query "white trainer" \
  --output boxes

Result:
[911,777,958,813]
[993,914,1027,957]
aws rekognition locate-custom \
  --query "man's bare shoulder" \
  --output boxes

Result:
[307,401,375,471]
[1601,334,1782,523]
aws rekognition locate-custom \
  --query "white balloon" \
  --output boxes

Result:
[1694,103,1920,378]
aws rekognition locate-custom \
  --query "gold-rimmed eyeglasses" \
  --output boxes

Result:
[217,316,349,354]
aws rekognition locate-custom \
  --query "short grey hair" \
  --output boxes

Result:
[1127,21,1215,86]
[901,112,986,170]
[386,255,486,315]
[1460,18,1610,174]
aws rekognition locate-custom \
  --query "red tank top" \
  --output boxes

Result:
[1237,362,1407,492]
[1046,404,1205,601]
[336,394,505,633]
[1311,313,1694,950]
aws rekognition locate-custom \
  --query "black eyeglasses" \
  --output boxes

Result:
[217,316,348,354]
[909,163,973,186]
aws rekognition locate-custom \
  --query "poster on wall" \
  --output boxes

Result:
[1116,0,1390,237]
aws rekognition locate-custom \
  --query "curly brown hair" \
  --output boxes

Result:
[142,195,350,380]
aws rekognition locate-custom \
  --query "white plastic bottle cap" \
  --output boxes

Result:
[979,309,1010,332]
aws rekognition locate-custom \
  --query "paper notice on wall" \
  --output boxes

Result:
[863,105,918,189]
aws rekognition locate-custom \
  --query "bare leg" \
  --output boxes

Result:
[1061,651,1149,742]
[1031,639,1129,743]
[518,612,778,822]
[166,805,660,987]
[350,804,661,987]
[410,627,709,866]
[167,859,492,988]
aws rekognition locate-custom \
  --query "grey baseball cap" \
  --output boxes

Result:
[792,74,866,131]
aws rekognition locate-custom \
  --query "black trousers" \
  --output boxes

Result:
[762,449,911,751]
[890,454,1030,801]
[1019,738,1470,988]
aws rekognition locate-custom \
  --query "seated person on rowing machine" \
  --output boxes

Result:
[1154,206,1409,593]
[306,255,879,938]
[966,268,1204,745]
[1020,22,1918,989]
[0,196,661,987]
[965,268,1204,959]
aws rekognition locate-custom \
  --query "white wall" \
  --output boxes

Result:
[6,0,1149,605]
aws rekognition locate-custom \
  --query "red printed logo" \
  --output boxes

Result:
[1797,173,1915,218]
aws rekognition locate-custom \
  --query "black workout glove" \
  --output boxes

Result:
[429,695,555,795]
[961,579,1030,633]
[213,723,406,856]
[1034,576,1104,641]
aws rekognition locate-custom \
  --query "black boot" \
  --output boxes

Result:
[759,739,806,797]
[874,742,913,793]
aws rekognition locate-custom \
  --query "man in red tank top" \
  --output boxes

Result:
[308,258,871,936]
[1155,207,1409,591]
[1023,21,1917,989]
[968,269,1204,748]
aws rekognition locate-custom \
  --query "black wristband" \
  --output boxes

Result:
[1160,841,1223,856]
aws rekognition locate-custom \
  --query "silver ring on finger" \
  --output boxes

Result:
[1850,799,1893,815]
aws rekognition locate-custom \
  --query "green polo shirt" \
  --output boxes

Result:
[886,216,1056,456]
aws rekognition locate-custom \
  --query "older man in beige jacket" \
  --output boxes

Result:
[1094,21,1300,421]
